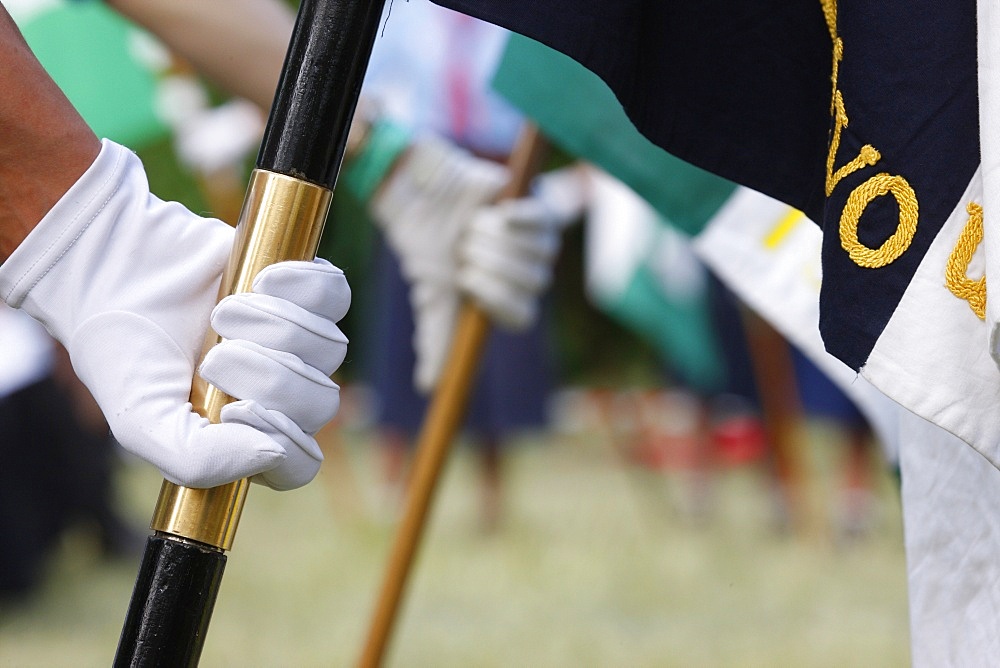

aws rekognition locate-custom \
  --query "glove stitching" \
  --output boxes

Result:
[72,309,197,397]
[5,148,127,305]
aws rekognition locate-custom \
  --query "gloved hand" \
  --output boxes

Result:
[0,139,349,490]
[457,165,588,329]
[371,133,508,393]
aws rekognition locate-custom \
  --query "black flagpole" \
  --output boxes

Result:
[114,1,385,665]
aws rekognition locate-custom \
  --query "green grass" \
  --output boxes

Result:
[0,419,909,667]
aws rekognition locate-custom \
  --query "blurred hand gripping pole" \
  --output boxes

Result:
[359,123,550,668]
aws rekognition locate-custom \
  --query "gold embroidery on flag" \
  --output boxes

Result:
[826,92,880,197]
[839,173,918,268]
[945,202,986,319]
[820,0,837,41]
[822,0,841,112]
[824,4,879,197]
[830,38,843,115]
[824,0,919,270]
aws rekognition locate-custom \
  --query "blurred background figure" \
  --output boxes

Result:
[791,348,884,542]
[0,305,143,602]
[341,0,584,530]
[0,0,191,603]
[582,168,730,522]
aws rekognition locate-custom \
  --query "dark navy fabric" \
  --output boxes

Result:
[818,3,978,369]
[433,0,980,373]
[433,0,832,223]
[791,347,865,427]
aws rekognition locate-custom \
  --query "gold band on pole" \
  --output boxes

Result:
[150,169,332,550]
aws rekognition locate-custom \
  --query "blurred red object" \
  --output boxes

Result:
[711,415,768,466]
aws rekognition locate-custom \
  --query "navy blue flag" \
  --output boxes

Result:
[430,0,1000,467]
[435,1,832,220]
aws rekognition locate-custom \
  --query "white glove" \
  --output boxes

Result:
[371,134,507,393]
[0,139,349,490]
[457,165,588,329]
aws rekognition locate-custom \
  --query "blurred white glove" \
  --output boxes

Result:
[0,139,349,490]
[154,76,265,174]
[175,99,265,175]
[371,134,507,393]
[457,165,588,329]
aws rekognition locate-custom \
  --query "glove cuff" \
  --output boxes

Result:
[0,138,231,348]
[0,138,128,311]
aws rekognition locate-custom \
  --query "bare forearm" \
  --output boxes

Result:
[0,5,99,260]
[106,0,295,111]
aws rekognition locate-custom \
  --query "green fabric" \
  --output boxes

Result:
[599,265,724,394]
[340,120,412,202]
[316,188,378,383]
[493,34,734,391]
[17,2,168,148]
[492,34,736,236]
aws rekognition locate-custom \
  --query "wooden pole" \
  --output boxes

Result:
[358,124,550,668]
[114,1,385,664]
[739,306,808,532]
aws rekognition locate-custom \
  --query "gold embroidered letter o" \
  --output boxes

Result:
[839,173,918,268]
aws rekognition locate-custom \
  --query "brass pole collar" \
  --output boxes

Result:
[151,169,332,550]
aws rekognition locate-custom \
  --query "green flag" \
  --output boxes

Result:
[492,34,736,393]
[13,0,169,148]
